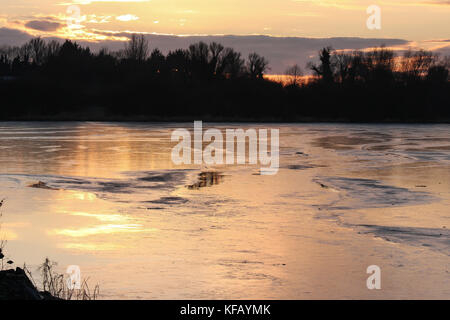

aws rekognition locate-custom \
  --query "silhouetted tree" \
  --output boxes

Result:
[188,42,211,79]
[308,47,334,84]
[285,64,303,86]
[124,34,149,62]
[28,37,47,65]
[247,52,269,79]
[363,46,395,84]
[41,40,92,81]
[46,40,61,58]
[331,52,353,84]
[219,48,245,78]
[148,48,165,73]
[166,49,189,75]
[209,42,224,74]
[400,49,436,82]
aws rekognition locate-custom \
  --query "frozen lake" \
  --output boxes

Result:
[0,122,449,299]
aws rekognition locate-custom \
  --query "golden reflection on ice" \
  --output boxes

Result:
[60,242,127,251]
[69,192,96,201]
[50,211,157,238]
[67,211,131,222]
[51,224,153,238]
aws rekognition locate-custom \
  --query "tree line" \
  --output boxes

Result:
[0,35,448,122]
[306,46,449,87]
[0,35,269,80]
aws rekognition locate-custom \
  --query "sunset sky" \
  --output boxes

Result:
[1,0,449,39]
[1,0,449,72]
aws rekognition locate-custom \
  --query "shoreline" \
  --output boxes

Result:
[1,116,449,124]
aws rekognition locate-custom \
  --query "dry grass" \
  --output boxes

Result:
[38,258,100,300]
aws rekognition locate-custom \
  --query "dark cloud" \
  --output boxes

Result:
[25,20,63,32]
[0,27,33,47]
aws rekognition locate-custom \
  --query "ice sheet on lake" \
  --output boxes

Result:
[314,177,435,209]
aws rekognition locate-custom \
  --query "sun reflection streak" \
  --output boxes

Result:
[50,224,156,237]
[51,210,157,238]
[68,211,129,222]
[60,242,127,250]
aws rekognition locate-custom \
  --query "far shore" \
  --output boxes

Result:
[0,116,449,124]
